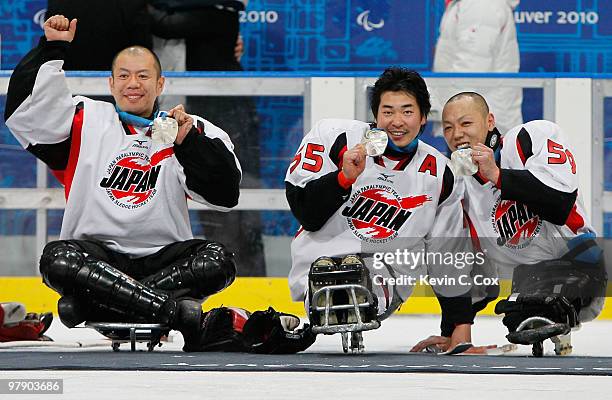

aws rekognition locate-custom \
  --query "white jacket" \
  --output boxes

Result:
[432,0,522,135]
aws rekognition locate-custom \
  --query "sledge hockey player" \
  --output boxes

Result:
[286,67,484,353]
[4,15,313,354]
[441,92,607,356]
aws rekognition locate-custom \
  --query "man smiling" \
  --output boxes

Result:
[286,67,479,352]
[109,47,164,119]
[2,15,313,353]
[441,92,607,353]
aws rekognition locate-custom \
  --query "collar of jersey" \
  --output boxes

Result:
[384,140,418,160]
[384,126,422,158]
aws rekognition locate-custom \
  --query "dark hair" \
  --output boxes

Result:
[111,46,162,78]
[370,67,431,119]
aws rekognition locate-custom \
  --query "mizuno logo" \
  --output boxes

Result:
[132,139,149,149]
[377,173,394,183]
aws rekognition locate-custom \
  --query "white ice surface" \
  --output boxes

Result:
[2,315,612,400]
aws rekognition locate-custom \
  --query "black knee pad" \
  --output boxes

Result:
[140,241,237,299]
[198,241,233,257]
[511,258,607,312]
[191,243,237,294]
[494,257,606,332]
[40,241,182,326]
[495,294,579,332]
[39,241,86,294]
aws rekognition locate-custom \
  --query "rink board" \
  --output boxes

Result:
[3,277,612,319]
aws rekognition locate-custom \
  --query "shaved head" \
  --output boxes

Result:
[442,91,496,151]
[109,45,165,117]
[111,46,162,78]
[446,92,489,118]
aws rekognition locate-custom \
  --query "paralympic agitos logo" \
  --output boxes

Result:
[341,185,431,243]
[491,198,542,249]
[99,149,173,209]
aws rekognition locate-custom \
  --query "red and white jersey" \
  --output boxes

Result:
[286,119,469,301]
[463,120,594,273]
[5,45,241,258]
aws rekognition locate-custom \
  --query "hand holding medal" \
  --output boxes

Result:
[152,104,194,145]
[449,144,478,176]
[151,111,179,144]
[361,128,388,157]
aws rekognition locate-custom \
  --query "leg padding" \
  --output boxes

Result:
[142,241,237,299]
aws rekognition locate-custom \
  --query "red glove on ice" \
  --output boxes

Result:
[0,311,53,342]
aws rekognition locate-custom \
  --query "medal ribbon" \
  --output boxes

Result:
[116,105,165,127]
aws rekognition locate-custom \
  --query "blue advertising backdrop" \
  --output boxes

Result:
[3,1,610,72]
[0,0,611,236]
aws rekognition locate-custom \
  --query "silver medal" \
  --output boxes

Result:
[152,116,179,144]
[450,144,478,176]
[361,128,388,157]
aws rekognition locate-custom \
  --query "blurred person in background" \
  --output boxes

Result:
[46,0,153,70]
[431,0,522,137]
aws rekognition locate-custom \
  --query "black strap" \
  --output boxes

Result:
[561,238,597,261]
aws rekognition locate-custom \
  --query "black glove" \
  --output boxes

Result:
[183,307,249,352]
[243,307,316,354]
[495,294,578,332]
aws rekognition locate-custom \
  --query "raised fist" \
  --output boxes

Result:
[342,143,367,181]
[44,15,77,42]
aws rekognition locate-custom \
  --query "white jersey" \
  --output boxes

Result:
[432,0,522,135]
[286,119,470,302]
[463,120,594,274]
[5,41,241,257]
